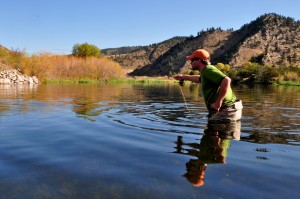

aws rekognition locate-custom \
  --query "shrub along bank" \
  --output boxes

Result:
[183,61,300,85]
[0,48,126,83]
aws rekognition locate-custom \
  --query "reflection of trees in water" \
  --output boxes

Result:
[241,131,300,146]
[69,84,300,145]
[236,84,300,146]
[70,84,146,121]
[72,97,107,122]
[0,83,299,145]
[0,102,10,115]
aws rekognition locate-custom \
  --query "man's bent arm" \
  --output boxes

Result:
[211,77,231,111]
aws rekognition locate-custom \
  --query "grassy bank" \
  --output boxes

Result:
[108,77,178,84]
[273,81,300,86]
[43,78,99,84]
[42,76,191,85]
[42,75,299,86]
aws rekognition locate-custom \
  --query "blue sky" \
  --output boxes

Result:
[0,0,299,54]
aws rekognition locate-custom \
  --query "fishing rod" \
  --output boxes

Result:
[178,79,190,113]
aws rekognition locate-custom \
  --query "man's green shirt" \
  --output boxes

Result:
[200,65,236,110]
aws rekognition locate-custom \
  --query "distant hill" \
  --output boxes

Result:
[102,13,300,76]
[102,37,187,73]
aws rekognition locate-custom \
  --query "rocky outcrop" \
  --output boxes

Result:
[0,69,39,85]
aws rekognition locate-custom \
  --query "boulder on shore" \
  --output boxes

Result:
[0,69,39,85]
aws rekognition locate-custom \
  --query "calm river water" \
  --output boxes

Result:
[0,83,299,199]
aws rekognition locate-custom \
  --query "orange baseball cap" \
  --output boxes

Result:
[186,49,210,60]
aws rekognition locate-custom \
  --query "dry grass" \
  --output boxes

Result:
[0,49,126,81]
[283,71,299,81]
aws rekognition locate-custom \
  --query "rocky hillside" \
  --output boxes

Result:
[103,13,300,76]
[102,37,187,73]
[220,13,300,67]
[131,29,233,76]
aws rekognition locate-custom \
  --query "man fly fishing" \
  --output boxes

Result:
[174,49,243,122]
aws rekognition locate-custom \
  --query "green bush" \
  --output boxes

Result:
[238,62,262,78]
[215,63,231,74]
[72,43,101,58]
[258,66,279,83]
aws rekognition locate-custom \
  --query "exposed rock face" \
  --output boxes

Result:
[0,69,39,85]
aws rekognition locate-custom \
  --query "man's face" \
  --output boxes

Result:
[190,59,200,70]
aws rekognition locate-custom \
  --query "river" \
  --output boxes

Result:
[0,83,299,199]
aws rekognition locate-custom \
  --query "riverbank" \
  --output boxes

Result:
[273,81,300,86]
[43,76,180,84]
[0,71,298,87]
[0,69,39,85]
[42,76,300,87]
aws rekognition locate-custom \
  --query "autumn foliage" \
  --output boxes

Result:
[0,48,126,81]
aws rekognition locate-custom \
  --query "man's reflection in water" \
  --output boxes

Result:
[176,120,241,187]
